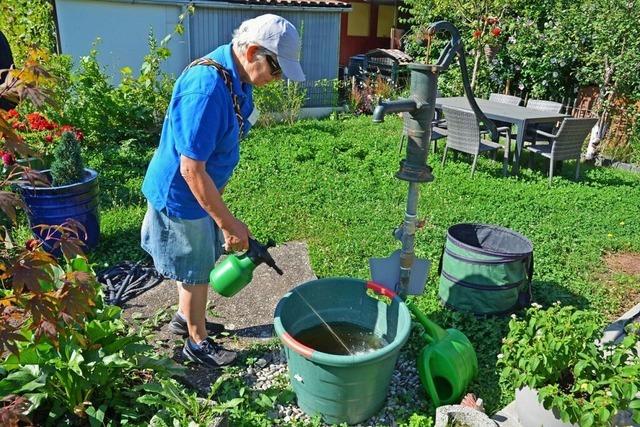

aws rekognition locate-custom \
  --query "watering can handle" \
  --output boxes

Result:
[420,350,443,407]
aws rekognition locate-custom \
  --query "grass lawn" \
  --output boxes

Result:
[83,114,640,415]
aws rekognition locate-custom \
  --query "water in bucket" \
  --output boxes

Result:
[294,322,389,355]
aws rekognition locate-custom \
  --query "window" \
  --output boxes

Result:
[347,3,370,37]
[376,5,396,38]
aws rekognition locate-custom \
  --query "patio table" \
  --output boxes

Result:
[436,97,568,175]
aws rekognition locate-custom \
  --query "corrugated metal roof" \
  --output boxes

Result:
[218,0,351,9]
[366,49,413,64]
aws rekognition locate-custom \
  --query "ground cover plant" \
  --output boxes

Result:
[63,113,640,422]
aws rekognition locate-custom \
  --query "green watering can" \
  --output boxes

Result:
[406,300,478,406]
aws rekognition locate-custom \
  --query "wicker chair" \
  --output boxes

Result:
[432,90,448,152]
[431,109,448,152]
[523,99,564,143]
[526,99,564,113]
[525,117,597,184]
[441,106,511,177]
[488,93,522,130]
[489,93,522,106]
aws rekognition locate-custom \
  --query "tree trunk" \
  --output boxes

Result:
[471,48,482,91]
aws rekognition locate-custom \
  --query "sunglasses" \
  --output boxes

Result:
[265,55,282,76]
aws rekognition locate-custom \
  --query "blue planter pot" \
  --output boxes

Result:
[18,168,100,254]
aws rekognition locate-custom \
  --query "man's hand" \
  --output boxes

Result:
[180,155,249,251]
[220,217,251,252]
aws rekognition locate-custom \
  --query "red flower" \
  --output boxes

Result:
[2,152,15,166]
[45,134,53,143]
[26,112,55,131]
[491,27,502,37]
[2,109,19,121]
[58,125,83,142]
[472,30,482,39]
[12,121,27,131]
[25,238,40,252]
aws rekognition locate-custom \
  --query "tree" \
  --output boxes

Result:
[401,0,511,90]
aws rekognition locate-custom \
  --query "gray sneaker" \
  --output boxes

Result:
[168,312,225,336]
[182,338,237,368]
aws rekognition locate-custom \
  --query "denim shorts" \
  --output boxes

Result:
[141,203,224,284]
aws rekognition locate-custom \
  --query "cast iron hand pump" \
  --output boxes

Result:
[371,21,497,298]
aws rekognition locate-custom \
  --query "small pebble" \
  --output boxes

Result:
[241,349,426,426]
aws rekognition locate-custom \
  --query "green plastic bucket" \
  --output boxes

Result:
[274,278,411,425]
[439,223,533,315]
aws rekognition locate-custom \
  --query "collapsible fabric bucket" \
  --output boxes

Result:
[274,278,411,425]
[439,223,533,315]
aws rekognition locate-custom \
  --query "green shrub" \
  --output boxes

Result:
[253,80,307,126]
[0,0,56,64]
[498,303,640,426]
[50,131,85,186]
[36,30,175,150]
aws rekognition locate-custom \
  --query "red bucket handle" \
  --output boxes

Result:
[280,332,314,359]
[366,281,397,299]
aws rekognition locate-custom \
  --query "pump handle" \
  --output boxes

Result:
[426,21,500,142]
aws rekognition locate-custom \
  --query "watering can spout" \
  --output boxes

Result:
[406,299,447,342]
[372,99,417,123]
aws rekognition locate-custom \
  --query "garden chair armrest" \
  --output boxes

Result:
[498,127,511,144]
[536,129,556,139]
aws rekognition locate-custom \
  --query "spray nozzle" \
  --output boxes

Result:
[247,238,283,275]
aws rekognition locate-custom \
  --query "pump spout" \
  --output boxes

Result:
[372,99,417,123]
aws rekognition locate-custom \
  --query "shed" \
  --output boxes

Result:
[364,48,412,83]
[53,0,351,109]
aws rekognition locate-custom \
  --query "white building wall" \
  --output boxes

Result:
[55,0,190,83]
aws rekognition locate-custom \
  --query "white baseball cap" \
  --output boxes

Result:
[240,14,305,81]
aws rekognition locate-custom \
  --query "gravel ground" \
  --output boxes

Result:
[243,348,429,426]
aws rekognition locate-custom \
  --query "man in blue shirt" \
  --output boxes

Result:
[141,14,305,368]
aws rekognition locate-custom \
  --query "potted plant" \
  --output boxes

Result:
[471,17,505,62]
[17,130,100,253]
[498,303,640,427]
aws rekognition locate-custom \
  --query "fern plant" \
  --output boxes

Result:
[50,131,85,186]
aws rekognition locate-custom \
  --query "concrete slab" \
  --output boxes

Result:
[121,240,317,343]
[602,301,640,344]
[209,240,317,336]
[118,241,317,394]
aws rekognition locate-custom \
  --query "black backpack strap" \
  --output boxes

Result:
[185,58,245,137]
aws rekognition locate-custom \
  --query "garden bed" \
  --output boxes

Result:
[4,115,640,425]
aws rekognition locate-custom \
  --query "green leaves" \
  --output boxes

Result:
[253,80,307,126]
[135,377,245,425]
[499,304,640,426]
[0,365,46,395]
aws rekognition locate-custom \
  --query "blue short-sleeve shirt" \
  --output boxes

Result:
[142,44,254,219]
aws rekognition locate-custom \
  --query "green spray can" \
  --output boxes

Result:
[210,238,283,297]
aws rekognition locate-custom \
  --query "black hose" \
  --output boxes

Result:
[97,261,165,306]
